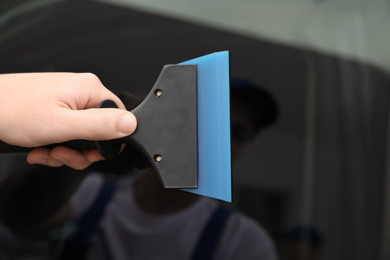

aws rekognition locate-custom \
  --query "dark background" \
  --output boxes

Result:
[0,1,389,259]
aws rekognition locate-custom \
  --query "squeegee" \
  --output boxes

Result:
[0,51,232,202]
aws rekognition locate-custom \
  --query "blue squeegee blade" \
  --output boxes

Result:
[181,51,231,202]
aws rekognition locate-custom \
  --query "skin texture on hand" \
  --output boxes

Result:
[0,72,137,169]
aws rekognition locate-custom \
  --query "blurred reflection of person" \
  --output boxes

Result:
[278,224,324,260]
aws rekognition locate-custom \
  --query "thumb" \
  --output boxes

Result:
[59,108,137,142]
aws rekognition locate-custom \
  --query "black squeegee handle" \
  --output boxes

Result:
[0,99,122,159]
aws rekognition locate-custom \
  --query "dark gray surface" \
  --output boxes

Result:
[0,1,390,259]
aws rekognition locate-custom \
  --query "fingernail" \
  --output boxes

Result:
[55,157,68,165]
[119,113,136,134]
[36,159,47,165]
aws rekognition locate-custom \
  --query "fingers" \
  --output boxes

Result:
[27,146,104,170]
[52,108,137,143]
[27,148,63,167]
[74,73,126,110]
[0,72,137,148]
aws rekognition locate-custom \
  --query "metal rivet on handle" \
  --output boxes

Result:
[154,89,163,97]
[154,154,163,163]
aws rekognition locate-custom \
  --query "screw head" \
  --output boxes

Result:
[155,89,163,97]
[154,154,163,163]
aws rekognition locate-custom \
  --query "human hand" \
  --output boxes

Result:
[0,73,137,169]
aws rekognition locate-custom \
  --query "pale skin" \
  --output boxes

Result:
[0,72,137,170]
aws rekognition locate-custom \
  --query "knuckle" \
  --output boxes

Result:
[71,161,90,170]
[81,73,102,87]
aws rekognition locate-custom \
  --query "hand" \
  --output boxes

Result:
[0,73,137,169]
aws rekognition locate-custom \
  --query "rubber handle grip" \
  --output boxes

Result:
[0,140,97,153]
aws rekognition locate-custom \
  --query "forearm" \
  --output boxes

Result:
[0,163,87,235]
